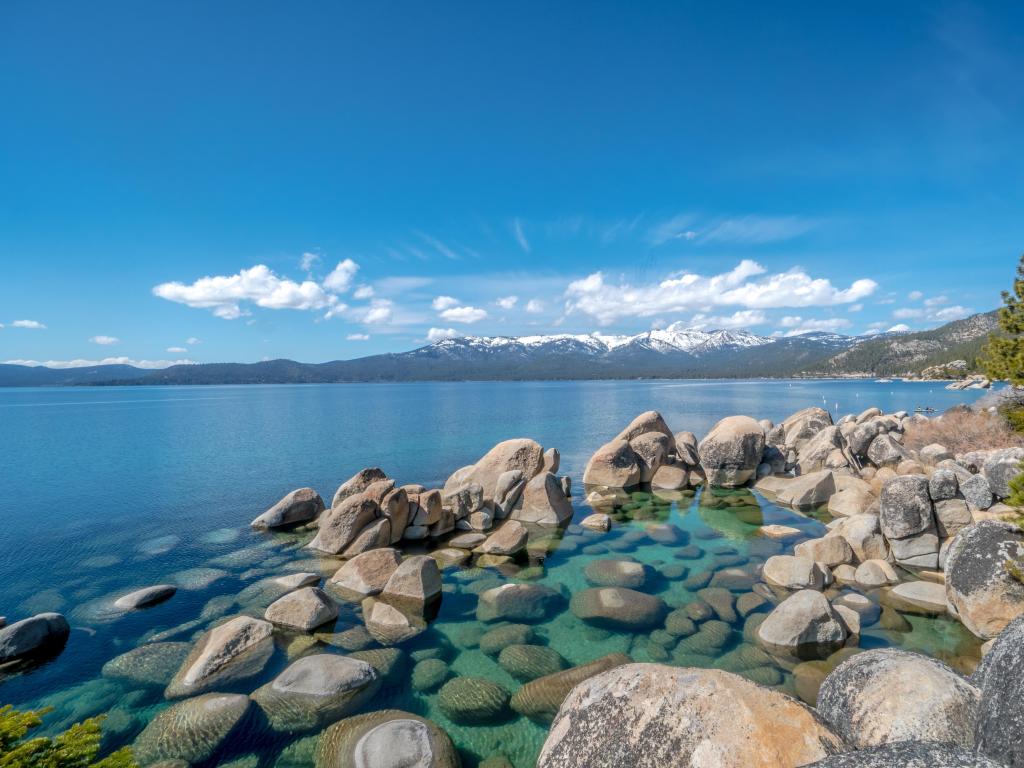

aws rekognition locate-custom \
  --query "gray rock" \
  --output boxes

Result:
[886,581,947,614]
[252,487,325,529]
[102,642,191,687]
[314,709,459,768]
[817,648,979,748]
[511,472,573,525]
[343,517,392,557]
[776,470,836,509]
[879,475,934,539]
[380,555,442,613]
[134,693,250,766]
[583,558,649,589]
[251,654,380,732]
[0,612,70,663]
[629,432,670,483]
[934,497,972,537]
[804,742,1004,767]
[830,515,889,563]
[165,615,274,698]
[698,415,766,487]
[570,588,666,629]
[494,470,526,517]
[330,548,401,598]
[762,555,826,590]
[437,676,510,724]
[361,598,426,645]
[867,434,910,467]
[497,644,565,681]
[309,495,380,555]
[536,664,843,768]
[928,469,960,502]
[510,653,632,723]
[674,431,700,465]
[265,587,339,631]
[476,583,564,622]
[962,473,994,510]
[475,521,528,556]
[945,520,1024,638]
[780,407,834,450]
[794,536,854,567]
[331,468,389,508]
[757,589,847,658]
[445,438,544,505]
[974,614,1024,765]
[983,447,1024,499]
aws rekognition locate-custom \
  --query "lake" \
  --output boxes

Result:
[0,379,991,766]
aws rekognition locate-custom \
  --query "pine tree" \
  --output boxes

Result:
[0,705,136,768]
[980,253,1024,385]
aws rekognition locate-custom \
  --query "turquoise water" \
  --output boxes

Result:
[0,380,989,766]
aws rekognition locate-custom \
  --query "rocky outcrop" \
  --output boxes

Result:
[444,438,544,506]
[166,615,274,698]
[251,653,380,732]
[699,415,765,487]
[816,648,979,749]
[332,468,389,508]
[0,612,70,663]
[133,693,250,766]
[583,439,642,488]
[536,664,843,768]
[329,548,401,598]
[251,487,325,529]
[309,496,380,555]
[314,709,459,768]
[879,475,939,568]
[511,472,573,525]
[945,520,1024,639]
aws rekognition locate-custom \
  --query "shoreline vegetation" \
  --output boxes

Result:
[5,400,1024,767]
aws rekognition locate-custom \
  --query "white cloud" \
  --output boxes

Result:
[848,303,864,312]
[893,307,925,319]
[322,259,359,293]
[346,333,370,341]
[496,295,518,309]
[11,319,46,329]
[778,317,852,336]
[427,327,460,341]
[513,218,531,253]
[361,299,394,325]
[154,264,343,319]
[89,335,120,345]
[887,324,912,333]
[564,260,878,325]
[933,305,972,321]
[924,295,949,307]
[353,285,375,299]
[187,337,201,345]
[166,346,188,353]
[6,357,193,369]
[648,213,815,246]
[323,303,349,320]
[300,252,320,271]
[689,310,768,329]
[908,290,924,301]
[439,306,488,323]
[524,299,544,314]
[432,296,460,311]
[416,231,460,260]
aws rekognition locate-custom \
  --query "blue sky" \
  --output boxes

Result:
[1,1,1023,367]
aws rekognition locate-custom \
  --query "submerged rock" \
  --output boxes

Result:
[583,558,649,589]
[497,644,566,681]
[817,648,979,749]
[252,487,325,529]
[479,623,535,655]
[314,709,459,768]
[165,615,274,698]
[133,693,250,766]
[510,653,632,723]
[251,654,381,732]
[361,598,426,645]
[411,658,449,692]
[114,584,177,611]
[476,583,564,622]
[570,587,667,629]
[102,642,190,687]
[537,664,843,767]
[437,676,511,724]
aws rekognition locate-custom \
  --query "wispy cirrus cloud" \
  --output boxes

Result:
[564,260,877,325]
[648,213,819,246]
[8,319,47,329]
[778,316,852,336]
[415,231,461,261]
[512,218,531,253]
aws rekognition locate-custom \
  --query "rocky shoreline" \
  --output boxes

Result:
[2,404,1024,766]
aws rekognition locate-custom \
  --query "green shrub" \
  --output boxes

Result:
[0,704,135,768]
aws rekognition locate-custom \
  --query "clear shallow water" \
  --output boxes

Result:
[0,380,990,766]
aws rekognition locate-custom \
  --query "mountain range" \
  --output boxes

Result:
[0,312,999,387]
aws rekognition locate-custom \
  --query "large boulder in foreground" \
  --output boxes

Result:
[537,664,843,768]
[165,615,274,698]
[251,487,325,529]
[698,416,766,487]
[0,612,70,663]
[133,692,250,766]
[945,520,1024,639]
[804,742,1004,768]
[314,709,459,768]
[816,648,979,749]
[251,654,380,732]
[583,439,641,488]
[973,614,1024,766]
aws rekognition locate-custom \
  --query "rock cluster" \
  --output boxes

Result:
[583,411,698,490]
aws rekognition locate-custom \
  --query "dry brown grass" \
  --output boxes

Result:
[903,407,1024,454]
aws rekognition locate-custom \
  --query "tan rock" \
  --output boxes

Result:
[330,548,401,598]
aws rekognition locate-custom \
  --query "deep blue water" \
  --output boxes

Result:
[0,380,990,766]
